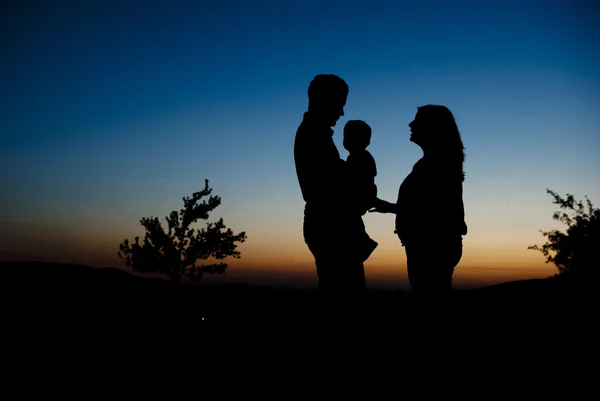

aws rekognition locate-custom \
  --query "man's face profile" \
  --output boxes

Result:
[323,95,346,127]
[307,74,348,127]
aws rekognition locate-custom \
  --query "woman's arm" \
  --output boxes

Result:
[368,197,397,214]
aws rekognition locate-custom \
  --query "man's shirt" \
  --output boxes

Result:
[294,112,347,215]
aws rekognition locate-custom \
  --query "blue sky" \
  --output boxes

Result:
[1,0,598,288]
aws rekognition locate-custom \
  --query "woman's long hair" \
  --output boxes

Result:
[418,105,466,181]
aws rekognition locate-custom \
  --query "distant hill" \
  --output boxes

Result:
[0,260,319,326]
[462,275,577,305]
[0,260,579,330]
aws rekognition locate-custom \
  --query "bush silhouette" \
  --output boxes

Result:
[528,189,598,279]
[118,180,247,283]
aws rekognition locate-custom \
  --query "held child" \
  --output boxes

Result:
[343,120,379,262]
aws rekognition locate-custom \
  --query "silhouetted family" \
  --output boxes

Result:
[294,74,467,317]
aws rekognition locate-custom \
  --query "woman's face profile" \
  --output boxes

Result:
[408,110,427,145]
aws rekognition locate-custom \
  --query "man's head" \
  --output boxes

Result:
[307,74,348,127]
[343,120,371,152]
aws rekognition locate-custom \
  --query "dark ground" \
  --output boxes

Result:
[0,261,585,358]
[0,262,591,392]
[0,261,580,320]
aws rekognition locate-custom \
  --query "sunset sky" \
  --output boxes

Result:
[1,0,599,289]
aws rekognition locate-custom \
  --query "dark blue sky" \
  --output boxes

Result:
[4,1,598,147]
[1,0,598,287]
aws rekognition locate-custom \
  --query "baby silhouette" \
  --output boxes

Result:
[343,120,378,262]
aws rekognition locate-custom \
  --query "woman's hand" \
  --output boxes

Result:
[368,197,396,214]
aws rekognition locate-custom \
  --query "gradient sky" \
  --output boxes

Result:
[1,0,599,289]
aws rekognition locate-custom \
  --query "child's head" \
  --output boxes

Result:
[343,120,371,152]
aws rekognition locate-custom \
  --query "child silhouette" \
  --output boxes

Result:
[343,120,379,262]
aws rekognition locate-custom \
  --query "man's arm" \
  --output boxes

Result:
[299,136,349,208]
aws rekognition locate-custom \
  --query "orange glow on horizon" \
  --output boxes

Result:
[0,220,557,290]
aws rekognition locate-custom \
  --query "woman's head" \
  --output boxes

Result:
[408,105,466,179]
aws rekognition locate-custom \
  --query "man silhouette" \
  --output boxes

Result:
[294,74,366,316]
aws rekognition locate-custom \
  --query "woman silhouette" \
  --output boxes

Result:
[370,105,467,308]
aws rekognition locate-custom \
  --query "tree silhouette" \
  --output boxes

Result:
[528,189,598,279]
[118,180,247,283]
